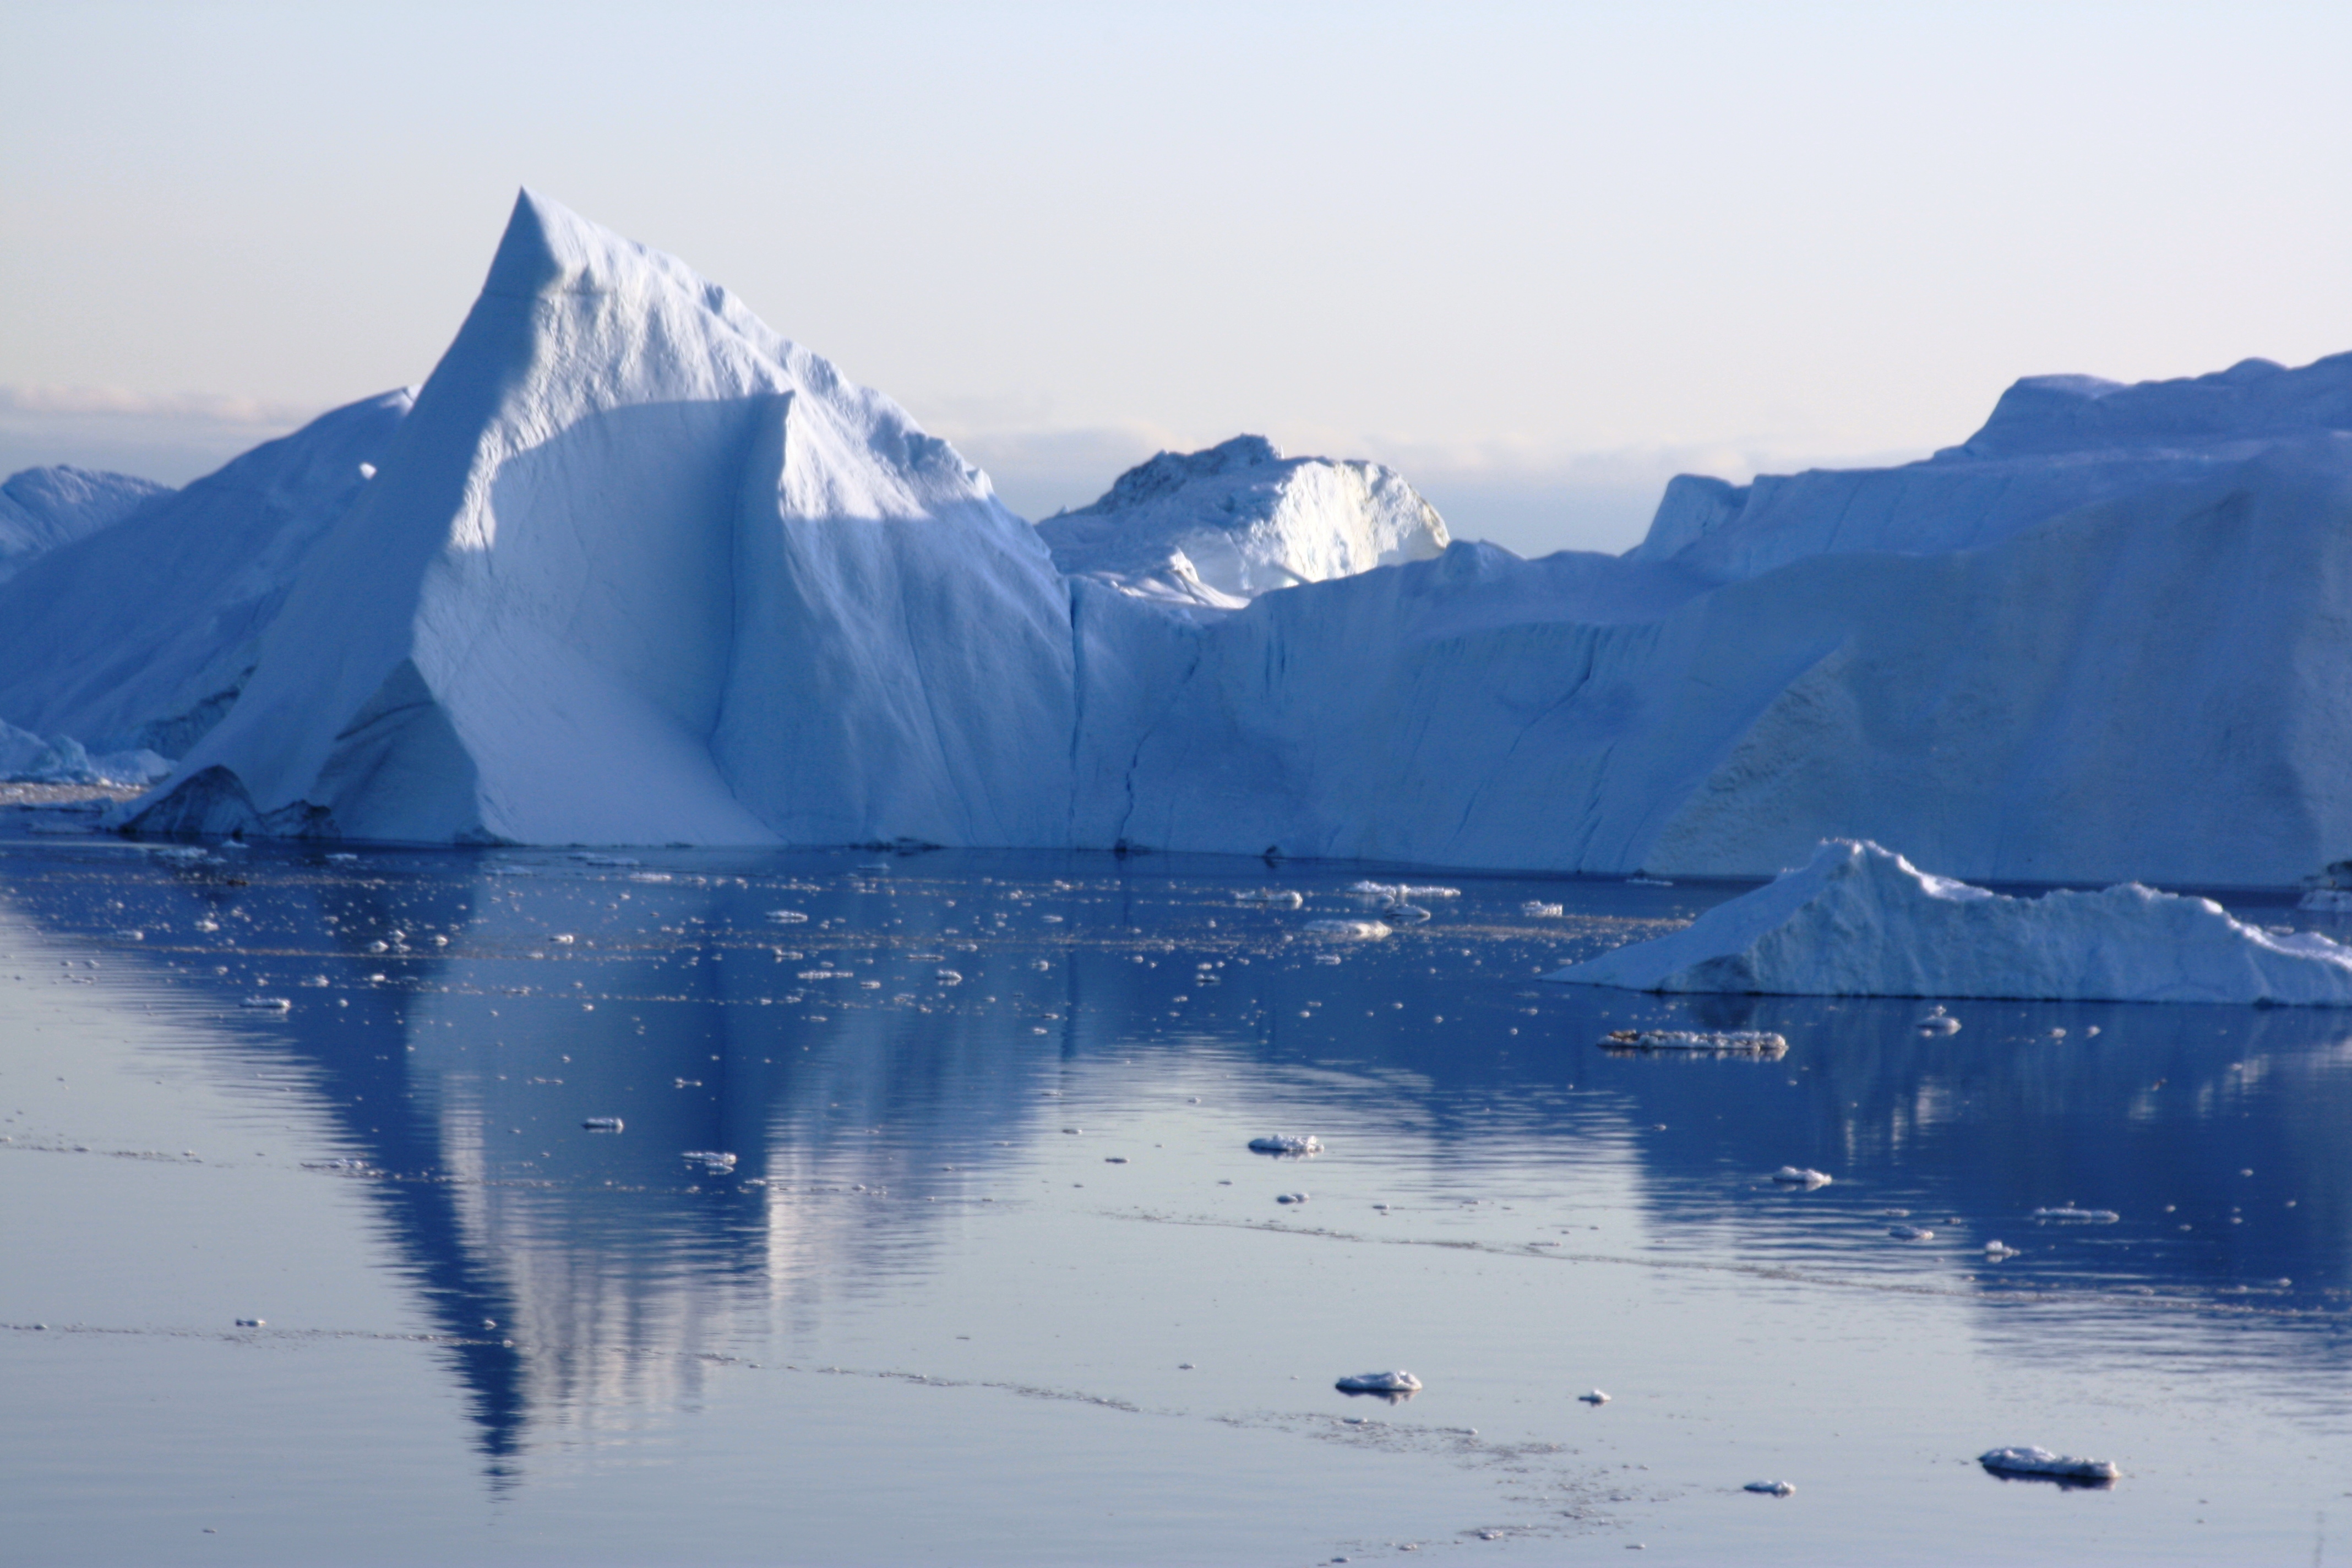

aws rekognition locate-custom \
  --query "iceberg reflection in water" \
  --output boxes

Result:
[2,835,2348,1564]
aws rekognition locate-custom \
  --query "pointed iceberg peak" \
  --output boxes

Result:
[481,187,680,301]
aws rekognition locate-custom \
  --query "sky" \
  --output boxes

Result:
[6,0,2351,556]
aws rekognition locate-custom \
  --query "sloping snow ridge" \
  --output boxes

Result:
[126,190,1074,846]
[0,393,412,759]
[0,465,171,584]
[1037,436,1449,609]
[1548,840,2352,1004]
[65,193,2352,881]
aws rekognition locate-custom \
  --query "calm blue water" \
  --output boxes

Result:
[3,823,2347,1564]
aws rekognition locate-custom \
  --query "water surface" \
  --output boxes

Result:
[3,824,2346,1564]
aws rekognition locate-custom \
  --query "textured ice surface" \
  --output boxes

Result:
[1553,839,2352,1004]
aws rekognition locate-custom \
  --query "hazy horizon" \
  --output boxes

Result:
[7,1,2349,555]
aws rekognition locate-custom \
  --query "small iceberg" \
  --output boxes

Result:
[1978,1446,2120,1484]
[240,996,291,1011]
[1234,888,1304,908]
[2030,1206,2120,1224]
[1335,1370,1420,1395]
[581,1117,624,1132]
[1248,1134,1321,1156]
[1521,901,1565,918]
[1984,1240,2021,1260]
[1743,1480,1795,1497]
[682,1150,737,1173]
[1888,1224,1935,1242]
[1601,1028,1787,1057]
[1302,918,1391,940]
[1772,1167,1833,1187]
[1549,839,2352,1004]
[1916,1005,1961,1035]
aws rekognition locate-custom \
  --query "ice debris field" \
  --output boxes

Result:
[2,191,2352,901]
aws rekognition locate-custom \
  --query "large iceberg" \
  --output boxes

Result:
[1549,840,2352,1005]
[1,191,2339,882]
[1038,435,1447,609]
[127,191,1073,846]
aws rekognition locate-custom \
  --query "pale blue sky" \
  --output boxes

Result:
[6,1,2350,553]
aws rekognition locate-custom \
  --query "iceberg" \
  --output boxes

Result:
[1038,435,1447,609]
[0,191,2332,885]
[127,190,1074,846]
[1548,840,2352,1005]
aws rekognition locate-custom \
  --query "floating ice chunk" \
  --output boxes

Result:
[1743,1481,1795,1496]
[1578,1389,1611,1404]
[1302,919,1391,940]
[300,975,329,987]
[551,933,575,944]
[1335,1370,1420,1393]
[582,1117,624,1132]
[2030,1206,2119,1223]
[1978,1446,2120,1483]
[1521,901,1565,918]
[1386,903,1432,925]
[241,996,290,1011]
[935,970,963,985]
[1602,1028,1787,1057]
[1888,1225,1935,1242]
[1248,1134,1322,1155]
[1554,840,2352,1005]
[1916,1005,1962,1035]
[1313,952,1343,965]
[682,1150,737,1172]
[1234,888,1304,908]
[1983,1240,2021,1260]
[766,910,808,923]
[1771,1167,1833,1187]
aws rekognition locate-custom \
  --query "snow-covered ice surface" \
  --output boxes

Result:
[1551,839,2352,1004]
[2,836,2345,1563]
[1037,435,1447,609]
[0,194,2323,885]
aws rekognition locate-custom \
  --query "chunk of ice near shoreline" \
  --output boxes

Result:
[1550,840,2352,1004]
[7,195,2352,884]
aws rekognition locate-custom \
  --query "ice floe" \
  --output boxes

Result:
[1335,1370,1420,1394]
[1978,1446,2120,1484]
[1600,1028,1788,1057]
[1552,839,2352,1004]
[1771,1167,1833,1188]
[1302,919,1391,940]
[1248,1134,1321,1156]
